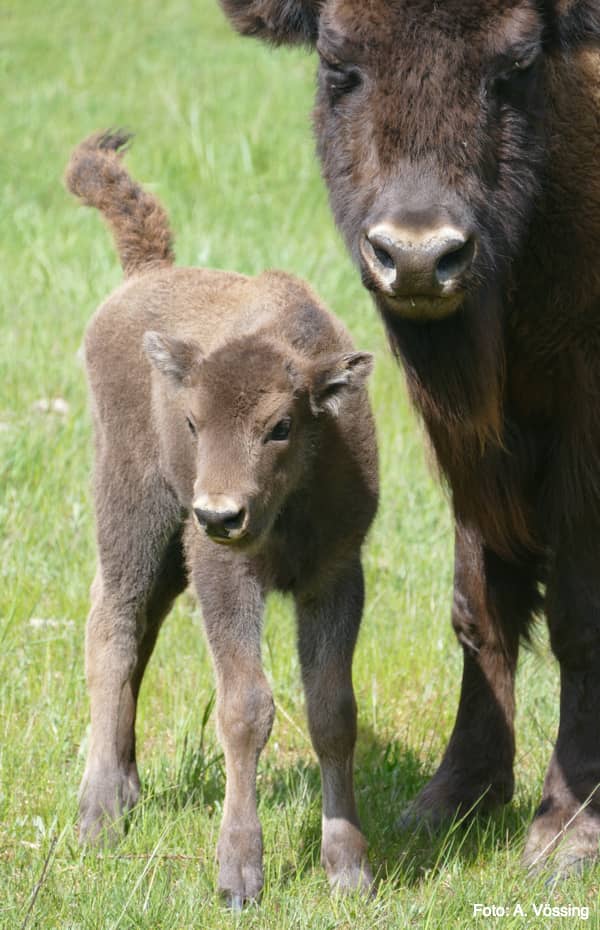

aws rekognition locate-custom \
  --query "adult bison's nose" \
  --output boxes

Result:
[360,220,477,320]
[193,494,249,542]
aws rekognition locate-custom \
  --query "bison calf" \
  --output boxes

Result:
[66,132,378,904]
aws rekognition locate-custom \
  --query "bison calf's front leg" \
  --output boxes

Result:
[214,659,274,907]
[197,571,273,908]
[296,561,373,895]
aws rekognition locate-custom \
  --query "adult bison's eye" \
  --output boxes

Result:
[186,416,197,437]
[319,56,362,104]
[493,48,541,99]
[267,417,291,442]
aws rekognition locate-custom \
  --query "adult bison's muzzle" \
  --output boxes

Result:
[359,210,477,321]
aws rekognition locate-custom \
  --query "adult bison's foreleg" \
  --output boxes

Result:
[193,559,274,908]
[524,536,600,874]
[295,559,373,895]
[403,522,539,830]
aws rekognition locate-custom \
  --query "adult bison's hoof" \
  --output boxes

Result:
[78,766,141,844]
[397,799,452,836]
[398,769,513,835]
[217,823,264,908]
[321,818,374,896]
[523,799,600,876]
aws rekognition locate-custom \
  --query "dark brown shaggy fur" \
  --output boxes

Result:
[66,132,378,905]
[220,0,600,874]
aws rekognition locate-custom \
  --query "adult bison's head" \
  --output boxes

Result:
[220,0,600,435]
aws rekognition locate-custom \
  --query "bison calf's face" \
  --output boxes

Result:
[144,330,372,549]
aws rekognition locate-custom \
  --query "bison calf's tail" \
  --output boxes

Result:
[65,131,175,277]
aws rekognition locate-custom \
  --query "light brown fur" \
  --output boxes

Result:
[67,132,378,905]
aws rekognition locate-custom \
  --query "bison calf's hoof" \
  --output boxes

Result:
[321,819,374,897]
[78,768,140,845]
[217,824,264,908]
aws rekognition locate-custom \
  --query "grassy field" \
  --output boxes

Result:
[1,1,598,927]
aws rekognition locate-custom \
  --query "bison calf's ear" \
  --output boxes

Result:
[143,331,204,387]
[218,0,321,46]
[310,351,374,417]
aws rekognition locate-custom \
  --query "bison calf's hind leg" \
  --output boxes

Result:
[79,582,141,843]
[79,474,185,844]
[195,565,274,908]
[402,525,539,832]
[296,560,373,895]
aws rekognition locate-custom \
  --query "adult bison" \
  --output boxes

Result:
[219,0,600,873]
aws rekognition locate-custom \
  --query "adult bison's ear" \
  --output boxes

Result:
[143,331,204,387]
[219,0,321,46]
[551,0,600,48]
[309,351,373,416]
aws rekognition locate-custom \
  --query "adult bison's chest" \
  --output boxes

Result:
[506,338,560,427]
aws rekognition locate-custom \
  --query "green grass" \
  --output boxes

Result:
[1,1,598,926]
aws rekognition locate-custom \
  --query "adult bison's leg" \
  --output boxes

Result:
[193,558,274,908]
[524,536,600,874]
[295,558,373,895]
[79,466,184,843]
[403,522,538,829]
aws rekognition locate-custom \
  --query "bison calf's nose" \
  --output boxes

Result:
[360,222,477,319]
[193,498,248,542]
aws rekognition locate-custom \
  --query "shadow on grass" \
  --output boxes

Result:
[354,723,537,890]
[139,702,538,892]
[257,722,538,892]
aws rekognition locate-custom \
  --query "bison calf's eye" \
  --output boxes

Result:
[186,416,197,437]
[267,418,291,442]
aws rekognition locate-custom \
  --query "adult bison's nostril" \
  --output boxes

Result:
[371,243,396,273]
[435,235,477,286]
[360,231,398,290]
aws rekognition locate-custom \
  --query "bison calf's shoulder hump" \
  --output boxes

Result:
[69,131,378,905]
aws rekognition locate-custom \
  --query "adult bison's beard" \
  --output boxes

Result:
[381,287,505,445]
[380,289,538,558]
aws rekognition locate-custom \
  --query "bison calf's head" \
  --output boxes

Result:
[144,330,372,548]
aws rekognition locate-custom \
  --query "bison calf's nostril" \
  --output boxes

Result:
[193,507,210,528]
[223,508,246,532]
[194,506,247,539]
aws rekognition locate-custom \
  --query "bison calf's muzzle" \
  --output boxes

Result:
[193,495,249,542]
[360,216,477,320]
[67,131,379,906]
